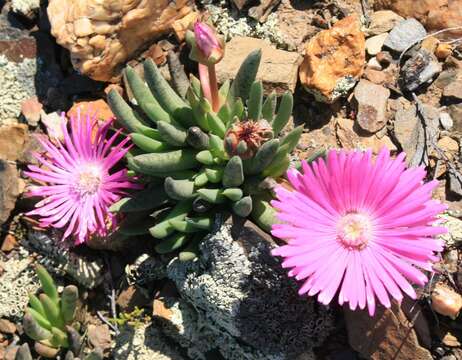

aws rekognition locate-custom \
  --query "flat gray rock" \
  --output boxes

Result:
[384,18,427,53]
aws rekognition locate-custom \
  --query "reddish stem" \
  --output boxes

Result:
[207,64,220,112]
[198,63,213,106]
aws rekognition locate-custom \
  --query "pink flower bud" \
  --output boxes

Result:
[194,22,223,63]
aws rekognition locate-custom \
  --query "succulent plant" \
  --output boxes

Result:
[23,265,79,358]
[107,24,301,259]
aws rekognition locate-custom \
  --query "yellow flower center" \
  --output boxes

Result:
[337,213,371,250]
[75,165,102,196]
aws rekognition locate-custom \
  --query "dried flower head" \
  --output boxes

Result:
[271,148,447,315]
[25,113,139,245]
[224,120,273,159]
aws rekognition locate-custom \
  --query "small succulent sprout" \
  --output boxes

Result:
[24,266,80,354]
[109,45,302,260]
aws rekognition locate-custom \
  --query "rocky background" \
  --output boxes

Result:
[1,0,462,359]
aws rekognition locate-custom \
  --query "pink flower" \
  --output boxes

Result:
[25,113,138,245]
[271,148,447,316]
[193,21,224,64]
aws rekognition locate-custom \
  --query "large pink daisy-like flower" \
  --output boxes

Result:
[25,113,138,245]
[271,148,447,316]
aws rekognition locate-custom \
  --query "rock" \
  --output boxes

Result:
[435,43,453,60]
[400,49,441,92]
[0,257,39,319]
[364,68,390,85]
[172,11,198,42]
[11,0,40,19]
[40,111,65,141]
[216,36,302,95]
[299,15,365,103]
[431,283,462,320]
[4,345,18,360]
[449,168,462,198]
[125,253,168,285]
[420,36,439,53]
[448,104,462,132]
[383,18,427,53]
[443,80,462,104]
[438,214,462,247]
[336,117,396,154]
[1,234,18,253]
[366,33,388,56]
[47,0,194,82]
[87,324,112,351]
[354,79,390,133]
[20,96,42,127]
[345,303,432,360]
[67,100,114,122]
[394,101,439,167]
[117,285,150,312]
[18,133,46,166]
[367,57,382,70]
[0,319,16,334]
[376,51,393,67]
[114,323,186,360]
[440,112,454,130]
[437,136,459,153]
[374,0,462,40]
[0,160,20,227]
[0,124,28,161]
[442,332,460,347]
[401,297,432,349]
[365,10,404,36]
[166,218,334,359]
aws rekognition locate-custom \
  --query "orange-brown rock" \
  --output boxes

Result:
[299,16,365,103]
[47,0,193,82]
[67,99,114,122]
[374,0,462,40]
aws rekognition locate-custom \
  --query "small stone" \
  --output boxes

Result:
[435,43,453,61]
[345,303,432,360]
[172,11,198,42]
[437,136,459,153]
[367,57,382,70]
[73,17,94,37]
[299,15,365,103]
[440,112,454,130]
[20,96,43,127]
[443,80,462,103]
[67,99,114,122]
[0,124,28,161]
[0,319,16,334]
[88,324,112,351]
[116,285,150,312]
[376,51,393,67]
[0,160,20,227]
[12,0,40,19]
[365,10,404,36]
[1,234,17,253]
[4,345,18,360]
[364,68,388,85]
[431,283,462,320]
[441,355,457,360]
[366,33,388,56]
[420,36,439,53]
[216,37,302,95]
[384,18,427,53]
[448,104,462,132]
[449,168,462,197]
[400,49,441,92]
[40,111,65,141]
[354,79,390,133]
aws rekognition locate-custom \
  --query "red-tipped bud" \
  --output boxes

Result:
[188,21,224,65]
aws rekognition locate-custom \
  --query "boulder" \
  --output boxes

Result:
[375,0,462,40]
[166,217,334,360]
[215,36,302,95]
[299,15,365,103]
[354,79,390,133]
[47,0,194,82]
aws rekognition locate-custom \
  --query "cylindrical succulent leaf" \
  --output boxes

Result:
[23,313,52,341]
[110,185,169,213]
[194,171,209,187]
[206,113,226,137]
[205,167,223,183]
[247,81,263,121]
[251,197,277,233]
[262,91,277,122]
[29,294,46,317]
[244,139,279,175]
[61,285,78,324]
[35,265,59,305]
[185,216,213,230]
[186,127,210,150]
[196,189,226,204]
[107,90,149,134]
[232,196,253,217]
[222,156,244,188]
[164,177,195,200]
[157,121,188,147]
[222,188,243,201]
[280,125,303,152]
[39,293,65,329]
[179,235,202,261]
[272,91,293,135]
[27,308,52,330]
[66,325,82,356]
[34,342,59,359]
[169,219,205,233]
[130,133,169,153]
[128,149,199,175]
[155,232,189,254]
[149,200,192,239]
[196,150,215,165]
[51,327,69,348]
[230,49,262,102]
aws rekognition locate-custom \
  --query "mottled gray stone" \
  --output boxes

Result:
[384,18,427,53]
[400,49,441,92]
[166,217,334,360]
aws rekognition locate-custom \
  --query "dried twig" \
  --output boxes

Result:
[360,0,370,26]
[103,254,119,334]
[96,311,119,334]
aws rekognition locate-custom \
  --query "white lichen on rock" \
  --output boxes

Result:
[113,323,186,360]
[0,55,36,126]
[204,3,290,49]
[0,257,39,319]
[166,221,334,360]
[11,0,40,17]
[438,213,462,247]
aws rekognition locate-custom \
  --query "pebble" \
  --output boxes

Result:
[400,49,441,91]
[367,57,382,70]
[354,79,390,133]
[365,10,404,36]
[440,112,454,130]
[376,51,393,67]
[366,33,388,56]
[384,18,427,53]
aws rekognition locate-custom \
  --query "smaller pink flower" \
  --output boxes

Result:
[193,21,224,64]
[25,112,139,245]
